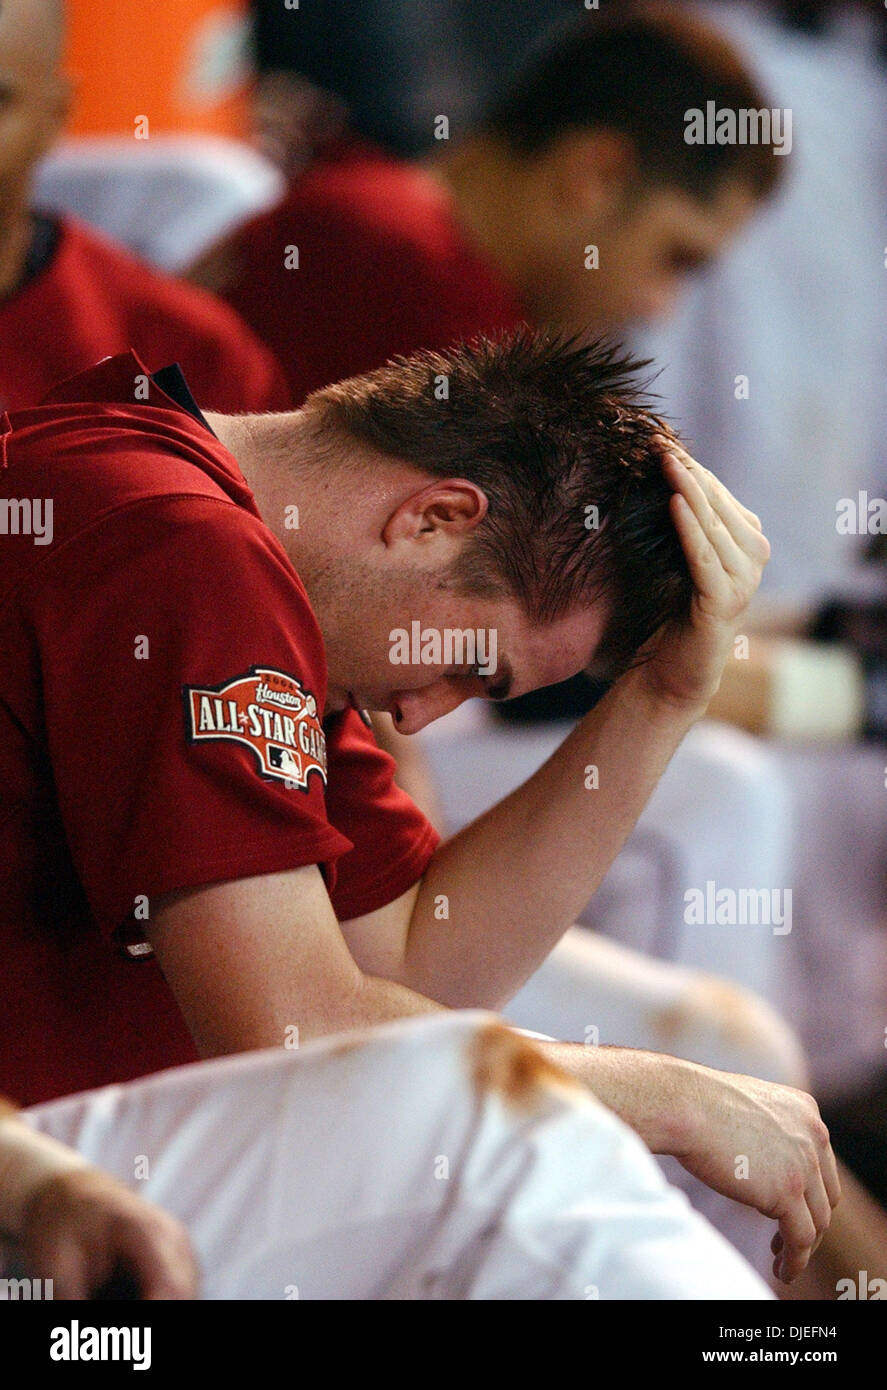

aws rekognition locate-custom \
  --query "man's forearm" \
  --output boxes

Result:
[404,667,703,1007]
[535,1040,697,1157]
[298,979,697,1161]
[316,988,698,1162]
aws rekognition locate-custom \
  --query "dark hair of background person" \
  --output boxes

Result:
[480,4,781,201]
[249,0,887,160]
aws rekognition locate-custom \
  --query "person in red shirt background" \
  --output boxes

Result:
[191,129,528,405]
[189,7,776,406]
[0,0,290,413]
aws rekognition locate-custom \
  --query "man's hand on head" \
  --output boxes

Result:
[634,437,771,713]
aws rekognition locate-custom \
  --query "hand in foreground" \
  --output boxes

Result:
[20,1167,199,1300]
[673,1063,840,1284]
[639,435,771,712]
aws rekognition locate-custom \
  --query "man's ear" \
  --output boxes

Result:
[547,129,640,222]
[382,479,488,544]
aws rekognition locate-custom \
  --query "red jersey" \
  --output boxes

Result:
[0,352,439,1106]
[214,142,528,402]
[0,215,292,413]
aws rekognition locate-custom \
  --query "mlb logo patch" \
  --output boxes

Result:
[184,667,327,789]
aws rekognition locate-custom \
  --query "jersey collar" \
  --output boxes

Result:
[39,349,216,436]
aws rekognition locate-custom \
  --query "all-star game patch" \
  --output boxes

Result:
[184,667,328,789]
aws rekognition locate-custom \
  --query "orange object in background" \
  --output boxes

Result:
[64,0,252,139]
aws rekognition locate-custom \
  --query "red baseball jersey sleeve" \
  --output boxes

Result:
[30,494,353,939]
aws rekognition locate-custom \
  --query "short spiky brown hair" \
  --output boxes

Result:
[307,329,693,682]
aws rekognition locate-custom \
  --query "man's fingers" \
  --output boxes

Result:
[36,1236,93,1300]
[663,452,753,579]
[663,451,768,576]
[25,1179,199,1300]
[775,1201,817,1282]
[97,1209,199,1300]
[820,1133,842,1210]
[132,1227,200,1300]
[804,1176,833,1249]
[667,479,755,617]
[654,433,766,537]
[668,492,725,603]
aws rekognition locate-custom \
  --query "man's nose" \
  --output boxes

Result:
[393,680,473,734]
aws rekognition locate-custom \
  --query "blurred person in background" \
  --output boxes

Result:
[236,0,887,743]
[0,0,290,412]
[233,0,887,747]
[196,5,775,406]
[634,0,887,1224]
